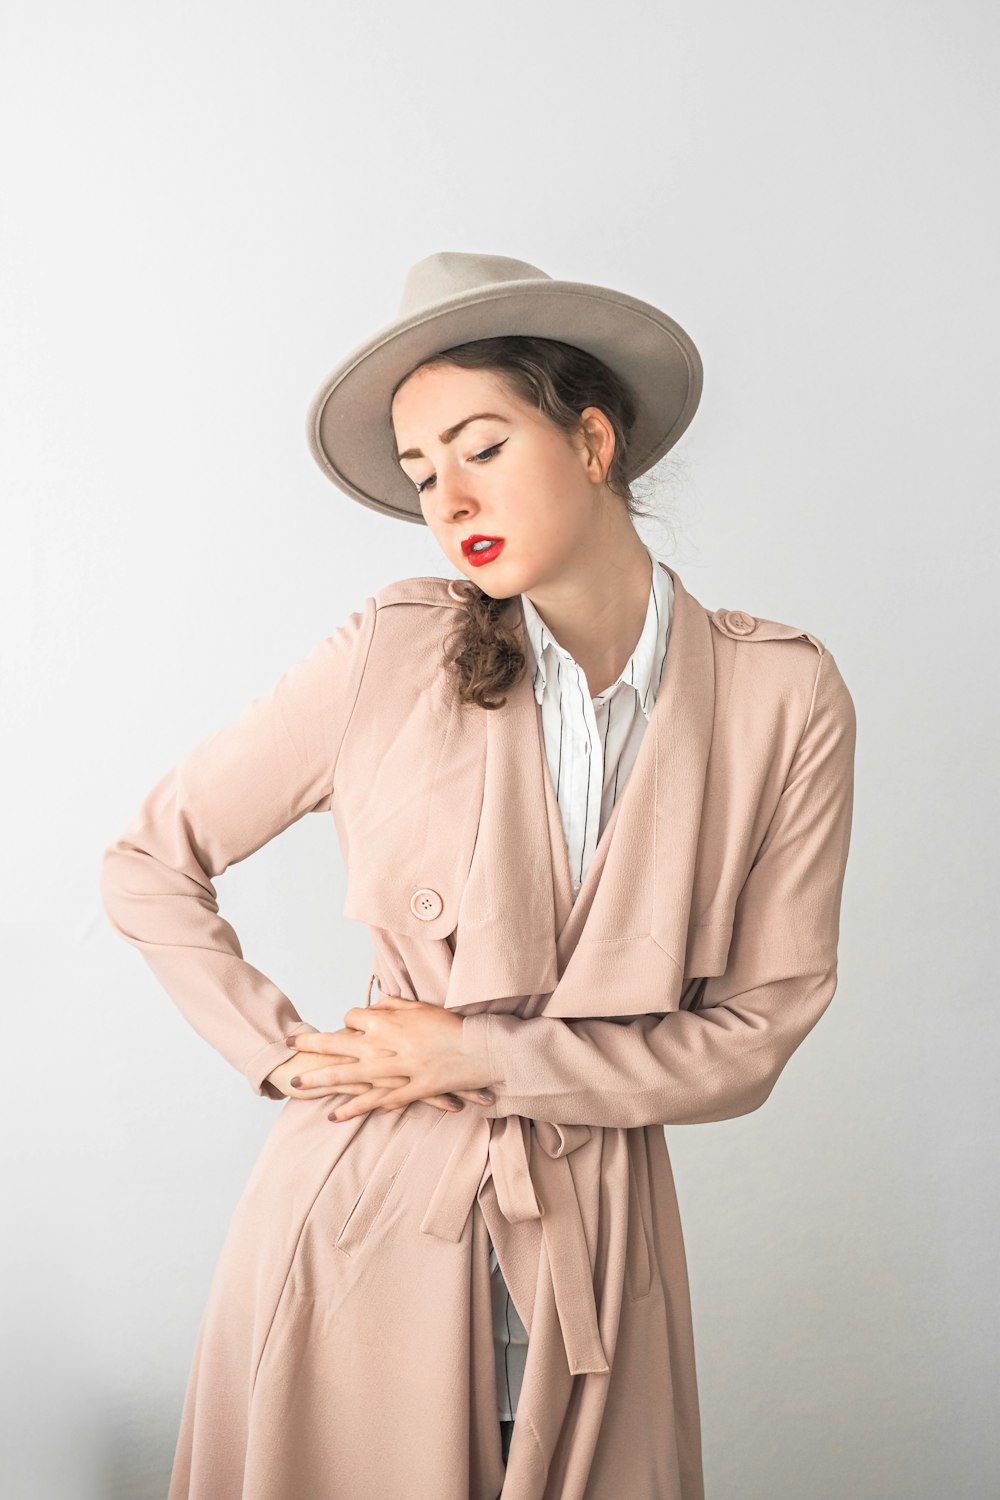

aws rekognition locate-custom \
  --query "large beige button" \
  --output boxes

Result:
[721,609,757,635]
[409,887,444,921]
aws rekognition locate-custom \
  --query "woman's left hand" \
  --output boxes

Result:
[286,993,496,1122]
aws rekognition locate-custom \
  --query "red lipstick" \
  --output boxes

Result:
[461,534,506,566]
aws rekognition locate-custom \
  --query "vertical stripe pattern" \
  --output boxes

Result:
[488,544,675,1420]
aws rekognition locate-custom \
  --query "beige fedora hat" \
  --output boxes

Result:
[305,250,703,526]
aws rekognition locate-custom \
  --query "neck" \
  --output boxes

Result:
[522,525,654,698]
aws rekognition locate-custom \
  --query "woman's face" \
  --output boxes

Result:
[391,361,615,598]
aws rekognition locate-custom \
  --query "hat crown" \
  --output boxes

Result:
[397,251,552,318]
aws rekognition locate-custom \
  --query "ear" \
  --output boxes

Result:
[577,405,616,484]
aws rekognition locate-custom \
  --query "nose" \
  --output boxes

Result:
[430,466,479,526]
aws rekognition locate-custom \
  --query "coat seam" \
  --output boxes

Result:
[782,648,825,796]
[330,595,379,799]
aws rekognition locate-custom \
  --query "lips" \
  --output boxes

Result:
[462,535,506,567]
[461,533,505,556]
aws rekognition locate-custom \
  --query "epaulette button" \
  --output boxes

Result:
[722,609,757,636]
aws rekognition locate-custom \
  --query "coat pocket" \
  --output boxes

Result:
[332,1106,445,1257]
[624,1138,654,1302]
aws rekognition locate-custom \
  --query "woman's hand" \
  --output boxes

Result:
[266,1030,495,1117]
[265,1048,407,1104]
[284,993,496,1122]
[266,1048,472,1113]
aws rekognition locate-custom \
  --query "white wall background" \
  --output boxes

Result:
[2,1,997,1496]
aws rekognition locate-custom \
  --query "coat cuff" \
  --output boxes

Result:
[461,1012,507,1118]
[244,1022,321,1099]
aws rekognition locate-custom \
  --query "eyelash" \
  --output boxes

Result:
[415,439,507,496]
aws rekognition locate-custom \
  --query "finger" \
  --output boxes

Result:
[288,1068,409,1097]
[292,1081,379,1100]
[291,1069,409,1095]
[306,1041,398,1061]
[330,1081,433,1119]
[372,1084,474,1115]
[289,1046,399,1085]
[289,1049,367,1073]
[373,1085,466,1115]
[329,1092,389,1116]
[302,1055,407,1088]
[328,1085,402,1122]
[288,1032,364,1056]
[343,996,422,1028]
[394,1092,466,1113]
[327,1085,471,1119]
[373,1088,424,1113]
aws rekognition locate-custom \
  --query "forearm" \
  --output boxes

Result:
[100,802,321,1096]
[462,967,836,1129]
[100,600,376,1097]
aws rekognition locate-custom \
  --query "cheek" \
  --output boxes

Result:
[505,448,570,512]
[424,513,449,547]
[522,461,587,536]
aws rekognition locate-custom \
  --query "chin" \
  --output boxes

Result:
[469,562,529,598]
[464,578,519,602]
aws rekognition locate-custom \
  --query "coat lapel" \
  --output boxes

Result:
[443,615,562,1010]
[443,563,717,1018]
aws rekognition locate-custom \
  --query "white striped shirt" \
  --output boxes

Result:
[488,543,675,1420]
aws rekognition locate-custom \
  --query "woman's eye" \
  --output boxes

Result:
[414,439,506,496]
[472,441,505,464]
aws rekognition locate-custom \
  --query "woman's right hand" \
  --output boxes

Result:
[265,1048,490,1113]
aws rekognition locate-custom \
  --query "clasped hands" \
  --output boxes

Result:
[266,992,497,1123]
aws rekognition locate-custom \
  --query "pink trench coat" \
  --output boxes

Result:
[99,562,856,1500]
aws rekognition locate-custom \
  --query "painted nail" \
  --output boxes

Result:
[445,1094,465,1110]
[284,1033,300,1046]
[477,1089,496,1104]
[289,1076,302,1089]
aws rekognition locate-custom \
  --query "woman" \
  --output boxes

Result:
[100,251,857,1500]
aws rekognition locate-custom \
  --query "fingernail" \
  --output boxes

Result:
[477,1089,495,1104]
[289,1076,302,1089]
[445,1094,465,1110]
[285,1033,300,1046]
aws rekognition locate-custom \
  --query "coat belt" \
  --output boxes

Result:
[418,1108,611,1377]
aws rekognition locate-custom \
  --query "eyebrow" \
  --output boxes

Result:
[396,412,509,463]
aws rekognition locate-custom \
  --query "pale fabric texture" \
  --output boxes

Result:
[99,560,856,1500]
[489,544,673,1421]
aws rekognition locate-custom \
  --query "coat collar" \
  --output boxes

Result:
[442,561,716,1018]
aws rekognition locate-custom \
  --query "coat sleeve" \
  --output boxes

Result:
[99,596,377,1099]
[462,645,857,1129]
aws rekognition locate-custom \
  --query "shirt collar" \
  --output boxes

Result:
[519,543,672,720]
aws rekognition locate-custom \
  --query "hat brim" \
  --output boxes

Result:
[305,278,703,525]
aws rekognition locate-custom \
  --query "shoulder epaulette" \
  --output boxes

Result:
[709,606,825,654]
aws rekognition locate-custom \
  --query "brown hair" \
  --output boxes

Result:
[391,334,677,711]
